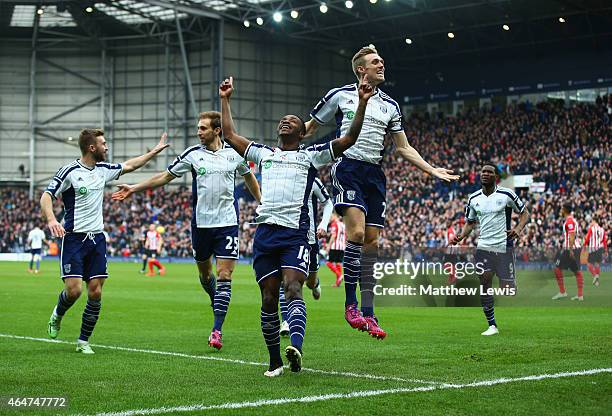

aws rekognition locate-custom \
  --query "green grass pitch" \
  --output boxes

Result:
[0,260,611,415]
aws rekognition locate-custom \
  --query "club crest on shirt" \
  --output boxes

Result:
[496,199,503,206]
[380,105,387,114]
[347,190,356,200]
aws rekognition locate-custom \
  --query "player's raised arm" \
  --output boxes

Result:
[112,170,176,201]
[392,133,459,183]
[121,133,170,174]
[331,76,374,157]
[219,77,252,157]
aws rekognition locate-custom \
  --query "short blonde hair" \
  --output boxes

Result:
[199,111,221,130]
[351,46,378,79]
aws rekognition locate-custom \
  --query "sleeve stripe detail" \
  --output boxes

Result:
[310,85,356,117]
[166,168,180,178]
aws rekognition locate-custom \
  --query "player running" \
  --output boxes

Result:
[112,111,261,351]
[220,75,373,377]
[42,129,169,353]
[450,164,529,336]
[552,204,585,301]
[305,46,459,339]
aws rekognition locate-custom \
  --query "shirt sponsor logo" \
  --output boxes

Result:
[78,186,88,195]
[346,111,355,120]
[263,161,272,169]
[198,167,207,175]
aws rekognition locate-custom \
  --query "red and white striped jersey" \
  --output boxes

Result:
[445,226,456,246]
[583,223,607,253]
[329,220,346,251]
[145,230,162,250]
[563,216,581,249]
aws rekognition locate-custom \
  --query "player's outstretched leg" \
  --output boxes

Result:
[260,277,283,377]
[279,286,290,337]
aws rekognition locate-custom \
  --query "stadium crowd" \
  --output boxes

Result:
[1,97,609,260]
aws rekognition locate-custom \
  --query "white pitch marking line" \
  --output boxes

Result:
[0,333,440,385]
[93,368,612,416]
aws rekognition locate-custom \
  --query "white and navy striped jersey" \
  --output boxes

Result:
[28,227,45,249]
[45,160,123,233]
[310,84,403,164]
[245,141,335,231]
[167,143,250,228]
[308,178,331,244]
[465,186,525,252]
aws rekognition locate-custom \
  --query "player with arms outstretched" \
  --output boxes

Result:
[306,46,459,339]
[112,111,261,350]
[42,129,169,353]
[220,75,373,377]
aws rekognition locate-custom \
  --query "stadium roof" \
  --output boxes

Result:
[1,0,610,68]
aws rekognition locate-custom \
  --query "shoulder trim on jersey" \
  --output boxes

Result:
[496,189,519,201]
[179,144,202,159]
[55,164,80,181]
[310,84,357,119]
[249,142,275,151]
[323,84,357,101]
[168,145,201,171]
[496,186,518,197]
[56,161,80,180]
[96,162,122,170]
[467,190,482,204]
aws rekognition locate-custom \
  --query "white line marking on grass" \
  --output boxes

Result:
[93,368,612,416]
[0,333,439,385]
